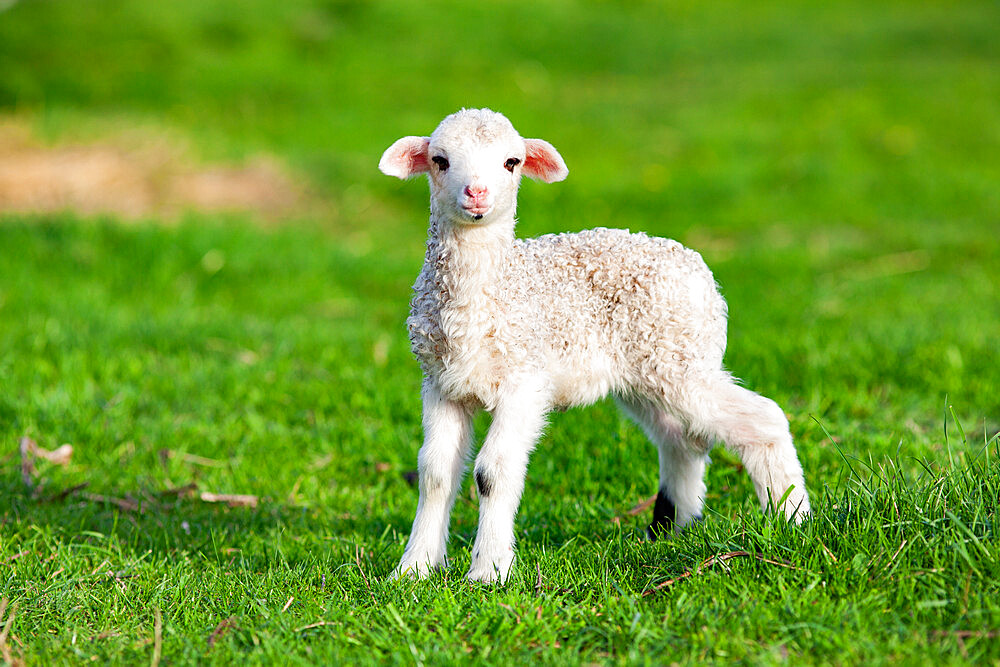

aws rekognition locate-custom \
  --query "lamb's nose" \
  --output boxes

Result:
[464,184,488,199]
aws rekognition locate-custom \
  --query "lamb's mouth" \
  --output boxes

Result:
[462,204,491,220]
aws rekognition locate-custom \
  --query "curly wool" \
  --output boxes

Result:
[408,224,729,412]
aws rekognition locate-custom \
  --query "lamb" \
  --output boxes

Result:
[379,108,810,584]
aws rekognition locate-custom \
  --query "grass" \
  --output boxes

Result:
[1,0,999,663]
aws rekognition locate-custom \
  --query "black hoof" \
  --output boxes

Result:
[647,490,676,541]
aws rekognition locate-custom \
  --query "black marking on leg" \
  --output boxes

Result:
[475,469,492,498]
[647,490,676,541]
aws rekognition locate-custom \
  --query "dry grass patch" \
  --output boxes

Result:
[0,118,306,222]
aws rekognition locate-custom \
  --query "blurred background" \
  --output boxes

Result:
[4,0,996,232]
[1,0,998,477]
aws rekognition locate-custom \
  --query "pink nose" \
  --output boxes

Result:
[464,184,488,199]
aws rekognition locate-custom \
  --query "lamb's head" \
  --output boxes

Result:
[379,108,568,225]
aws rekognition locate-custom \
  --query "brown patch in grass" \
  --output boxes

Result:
[0,118,305,222]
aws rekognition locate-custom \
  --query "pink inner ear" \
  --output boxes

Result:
[404,142,429,174]
[523,139,567,182]
[381,136,430,179]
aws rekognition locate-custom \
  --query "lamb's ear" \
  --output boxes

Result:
[379,136,431,179]
[523,138,568,183]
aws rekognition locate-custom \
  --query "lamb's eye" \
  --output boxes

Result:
[504,157,521,172]
[431,156,449,171]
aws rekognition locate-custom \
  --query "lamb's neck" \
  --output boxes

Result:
[425,213,515,303]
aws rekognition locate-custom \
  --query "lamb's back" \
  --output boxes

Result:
[508,228,728,379]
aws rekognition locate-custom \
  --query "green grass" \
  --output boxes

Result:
[2,0,999,663]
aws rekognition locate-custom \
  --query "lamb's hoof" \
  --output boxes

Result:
[390,559,440,581]
[466,565,508,585]
[787,505,811,525]
[646,522,670,542]
[778,487,811,524]
[466,556,513,585]
[647,513,701,541]
[647,490,676,541]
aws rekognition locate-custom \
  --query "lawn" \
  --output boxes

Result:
[1,0,999,663]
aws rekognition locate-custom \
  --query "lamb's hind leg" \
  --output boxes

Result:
[617,396,710,538]
[677,374,810,521]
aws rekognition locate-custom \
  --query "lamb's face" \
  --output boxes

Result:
[379,108,568,226]
[426,109,525,224]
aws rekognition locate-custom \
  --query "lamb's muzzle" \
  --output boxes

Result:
[461,183,490,217]
[380,107,811,585]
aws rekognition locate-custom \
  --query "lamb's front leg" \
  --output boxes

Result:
[393,379,473,580]
[467,387,548,584]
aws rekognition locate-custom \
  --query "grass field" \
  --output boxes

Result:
[2,0,999,663]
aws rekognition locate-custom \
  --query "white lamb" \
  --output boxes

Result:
[379,108,810,584]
